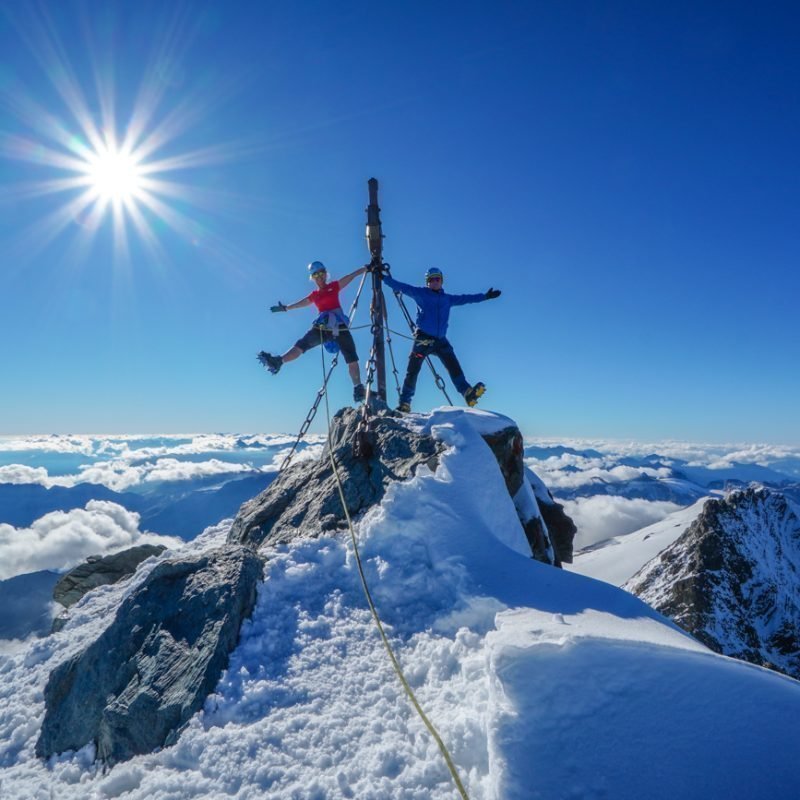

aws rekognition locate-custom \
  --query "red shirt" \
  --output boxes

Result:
[307,280,342,312]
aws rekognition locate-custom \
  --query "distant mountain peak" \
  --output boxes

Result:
[626,486,800,679]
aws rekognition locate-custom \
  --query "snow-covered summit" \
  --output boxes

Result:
[1,409,799,799]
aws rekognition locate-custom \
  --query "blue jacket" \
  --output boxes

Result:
[383,274,486,339]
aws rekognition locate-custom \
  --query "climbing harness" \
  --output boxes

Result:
[278,272,369,473]
[313,309,351,354]
[318,344,471,800]
[384,265,454,406]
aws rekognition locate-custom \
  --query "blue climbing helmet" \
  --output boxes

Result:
[425,266,444,284]
[308,260,327,278]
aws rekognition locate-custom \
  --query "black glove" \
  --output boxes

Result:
[485,288,501,300]
[367,262,388,274]
[270,302,287,313]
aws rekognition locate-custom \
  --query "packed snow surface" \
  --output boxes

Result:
[1,409,799,799]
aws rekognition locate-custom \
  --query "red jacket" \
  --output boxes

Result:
[307,280,342,312]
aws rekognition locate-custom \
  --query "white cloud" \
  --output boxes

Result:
[0,457,269,492]
[527,437,800,467]
[0,500,182,580]
[0,435,95,454]
[141,458,260,484]
[533,462,673,491]
[72,457,258,491]
[563,496,683,551]
[100,434,326,460]
[0,432,327,460]
[0,465,53,485]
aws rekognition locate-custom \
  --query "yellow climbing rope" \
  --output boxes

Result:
[319,345,470,800]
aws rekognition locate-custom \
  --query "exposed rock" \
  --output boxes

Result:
[482,426,526,497]
[229,407,444,549]
[53,544,167,609]
[626,487,800,680]
[36,546,262,764]
[34,407,577,767]
[483,426,556,564]
[230,409,574,567]
[526,468,577,564]
[481,426,577,564]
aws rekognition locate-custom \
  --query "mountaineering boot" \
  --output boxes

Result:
[463,382,485,407]
[353,383,366,402]
[257,351,282,375]
[397,401,411,413]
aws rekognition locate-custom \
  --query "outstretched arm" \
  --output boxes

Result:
[449,288,501,306]
[285,297,313,310]
[383,273,429,301]
[271,296,313,313]
[448,290,493,306]
[338,265,368,289]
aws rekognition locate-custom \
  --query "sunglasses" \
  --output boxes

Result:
[426,276,442,283]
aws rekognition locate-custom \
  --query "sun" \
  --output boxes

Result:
[0,4,250,267]
[85,142,143,205]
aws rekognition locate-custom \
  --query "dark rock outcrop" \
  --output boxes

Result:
[481,426,576,564]
[229,407,444,549]
[37,546,262,764]
[483,427,527,497]
[483,426,556,563]
[53,544,167,609]
[526,468,577,564]
[626,487,800,680]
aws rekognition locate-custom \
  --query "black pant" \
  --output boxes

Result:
[400,334,469,404]
[295,327,359,364]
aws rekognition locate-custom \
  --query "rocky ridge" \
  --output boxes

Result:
[50,544,166,632]
[36,406,576,764]
[626,486,800,680]
[37,546,262,764]
[229,407,574,566]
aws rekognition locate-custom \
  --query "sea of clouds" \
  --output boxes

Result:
[0,434,324,582]
[1,432,798,579]
[523,437,800,549]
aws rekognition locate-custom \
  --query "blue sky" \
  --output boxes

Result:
[1,0,798,442]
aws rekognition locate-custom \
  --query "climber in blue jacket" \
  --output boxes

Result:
[381,267,501,412]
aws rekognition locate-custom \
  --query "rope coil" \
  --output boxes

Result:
[278,271,369,472]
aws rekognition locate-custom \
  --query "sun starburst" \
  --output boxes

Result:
[85,141,143,205]
[0,5,254,275]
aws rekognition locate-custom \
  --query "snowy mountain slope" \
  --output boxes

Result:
[569,499,710,585]
[1,411,799,799]
[625,487,800,681]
